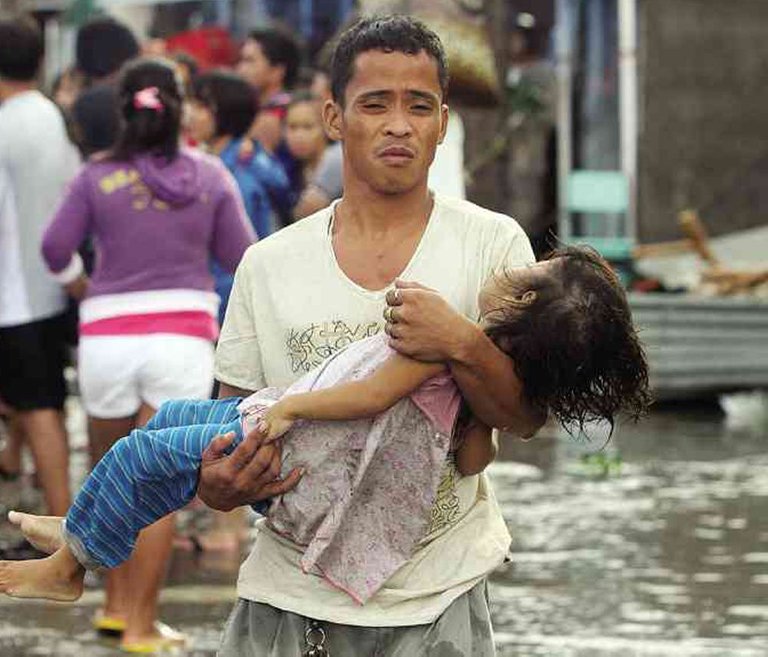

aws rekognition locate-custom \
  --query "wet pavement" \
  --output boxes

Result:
[1,398,767,656]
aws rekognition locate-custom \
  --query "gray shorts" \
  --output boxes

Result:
[218,579,495,657]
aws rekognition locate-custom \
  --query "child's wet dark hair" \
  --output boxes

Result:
[483,246,651,433]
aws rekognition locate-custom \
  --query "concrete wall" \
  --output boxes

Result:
[638,0,768,242]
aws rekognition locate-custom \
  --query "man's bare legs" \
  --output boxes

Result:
[0,410,24,477]
[17,408,70,516]
[89,404,182,648]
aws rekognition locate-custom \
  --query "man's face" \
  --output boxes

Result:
[329,49,447,196]
[237,39,275,91]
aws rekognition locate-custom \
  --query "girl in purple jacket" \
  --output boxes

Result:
[38,57,255,653]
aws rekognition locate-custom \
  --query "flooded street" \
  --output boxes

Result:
[1,401,767,656]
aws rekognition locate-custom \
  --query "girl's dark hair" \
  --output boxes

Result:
[110,57,183,162]
[330,15,449,105]
[190,70,258,140]
[484,246,651,433]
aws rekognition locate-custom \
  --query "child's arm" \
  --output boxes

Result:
[455,419,497,476]
[260,354,445,441]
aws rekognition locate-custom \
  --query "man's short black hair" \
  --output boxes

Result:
[0,16,43,82]
[248,26,302,89]
[76,17,139,80]
[191,70,258,139]
[330,15,449,105]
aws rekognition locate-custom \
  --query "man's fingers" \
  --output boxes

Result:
[384,322,403,339]
[201,432,235,463]
[385,288,404,306]
[383,305,400,324]
[228,426,266,470]
[256,467,304,500]
[395,279,434,291]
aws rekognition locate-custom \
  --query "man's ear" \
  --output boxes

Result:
[323,99,343,141]
[437,104,449,145]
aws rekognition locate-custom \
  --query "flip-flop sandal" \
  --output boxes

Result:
[92,611,127,636]
[120,622,188,654]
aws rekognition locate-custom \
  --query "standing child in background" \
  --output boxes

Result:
[187,70,291,322]
[0,246,651,607]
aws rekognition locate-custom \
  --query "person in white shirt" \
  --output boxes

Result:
[0,16,80,519]
[199,15,545,656]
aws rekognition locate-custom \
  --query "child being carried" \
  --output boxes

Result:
[0,246,651,604]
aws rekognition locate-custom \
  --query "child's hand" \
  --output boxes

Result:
[259,401,295,443]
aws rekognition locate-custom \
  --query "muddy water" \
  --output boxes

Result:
[490,404,768,656]
[1,403,766,656]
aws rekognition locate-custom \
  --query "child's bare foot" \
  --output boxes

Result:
[7,511,64,554]
[0,547,84,601]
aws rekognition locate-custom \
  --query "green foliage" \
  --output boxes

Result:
[506,77,546,117]
[579,451,623,478]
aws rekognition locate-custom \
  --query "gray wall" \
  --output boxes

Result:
[638,0,768,242]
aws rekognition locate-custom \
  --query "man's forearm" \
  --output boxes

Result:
[218,382,254,399]
[449,326,546,437]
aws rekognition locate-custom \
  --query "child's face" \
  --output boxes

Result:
[186,99,216,144]
[478,260,556,326]
[285,101,326,161]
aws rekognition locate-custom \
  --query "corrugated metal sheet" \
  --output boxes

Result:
[629,293,768,400]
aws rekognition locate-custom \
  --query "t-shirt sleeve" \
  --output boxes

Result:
[41,167,94,274]
[485,216,536,275]
[311,144,343,199]
[211,166,257,272]
[214,247,266,391]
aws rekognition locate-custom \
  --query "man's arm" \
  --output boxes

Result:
[384,282,546,438]
[218,382,252,399]
[455,419,497,476]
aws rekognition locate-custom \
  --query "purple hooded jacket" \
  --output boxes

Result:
[42,147,255,300]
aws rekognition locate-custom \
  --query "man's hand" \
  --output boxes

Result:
[64,274,89,301]
[383,280,480,362]
[197,426,302,512]
[385,280,545,437]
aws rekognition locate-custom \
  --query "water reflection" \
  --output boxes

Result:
[490,402,768,656]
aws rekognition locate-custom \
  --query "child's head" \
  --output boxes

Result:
[480,246,651,432]
[112,57,184,161]
[285,91,327,163]
[188,70,258,144]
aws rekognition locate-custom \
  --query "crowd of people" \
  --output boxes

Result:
[0,13,349,652]
[0,11,650,657]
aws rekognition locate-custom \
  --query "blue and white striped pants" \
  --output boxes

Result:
[64,397,244,569]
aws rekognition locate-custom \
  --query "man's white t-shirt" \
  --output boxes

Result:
[0,91,80,327]
[215,193,534,626]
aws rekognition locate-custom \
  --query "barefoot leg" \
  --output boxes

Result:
[0,546,84,601]
[7,511,64,554]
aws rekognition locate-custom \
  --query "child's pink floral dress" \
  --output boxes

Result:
[238,333,462,604]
